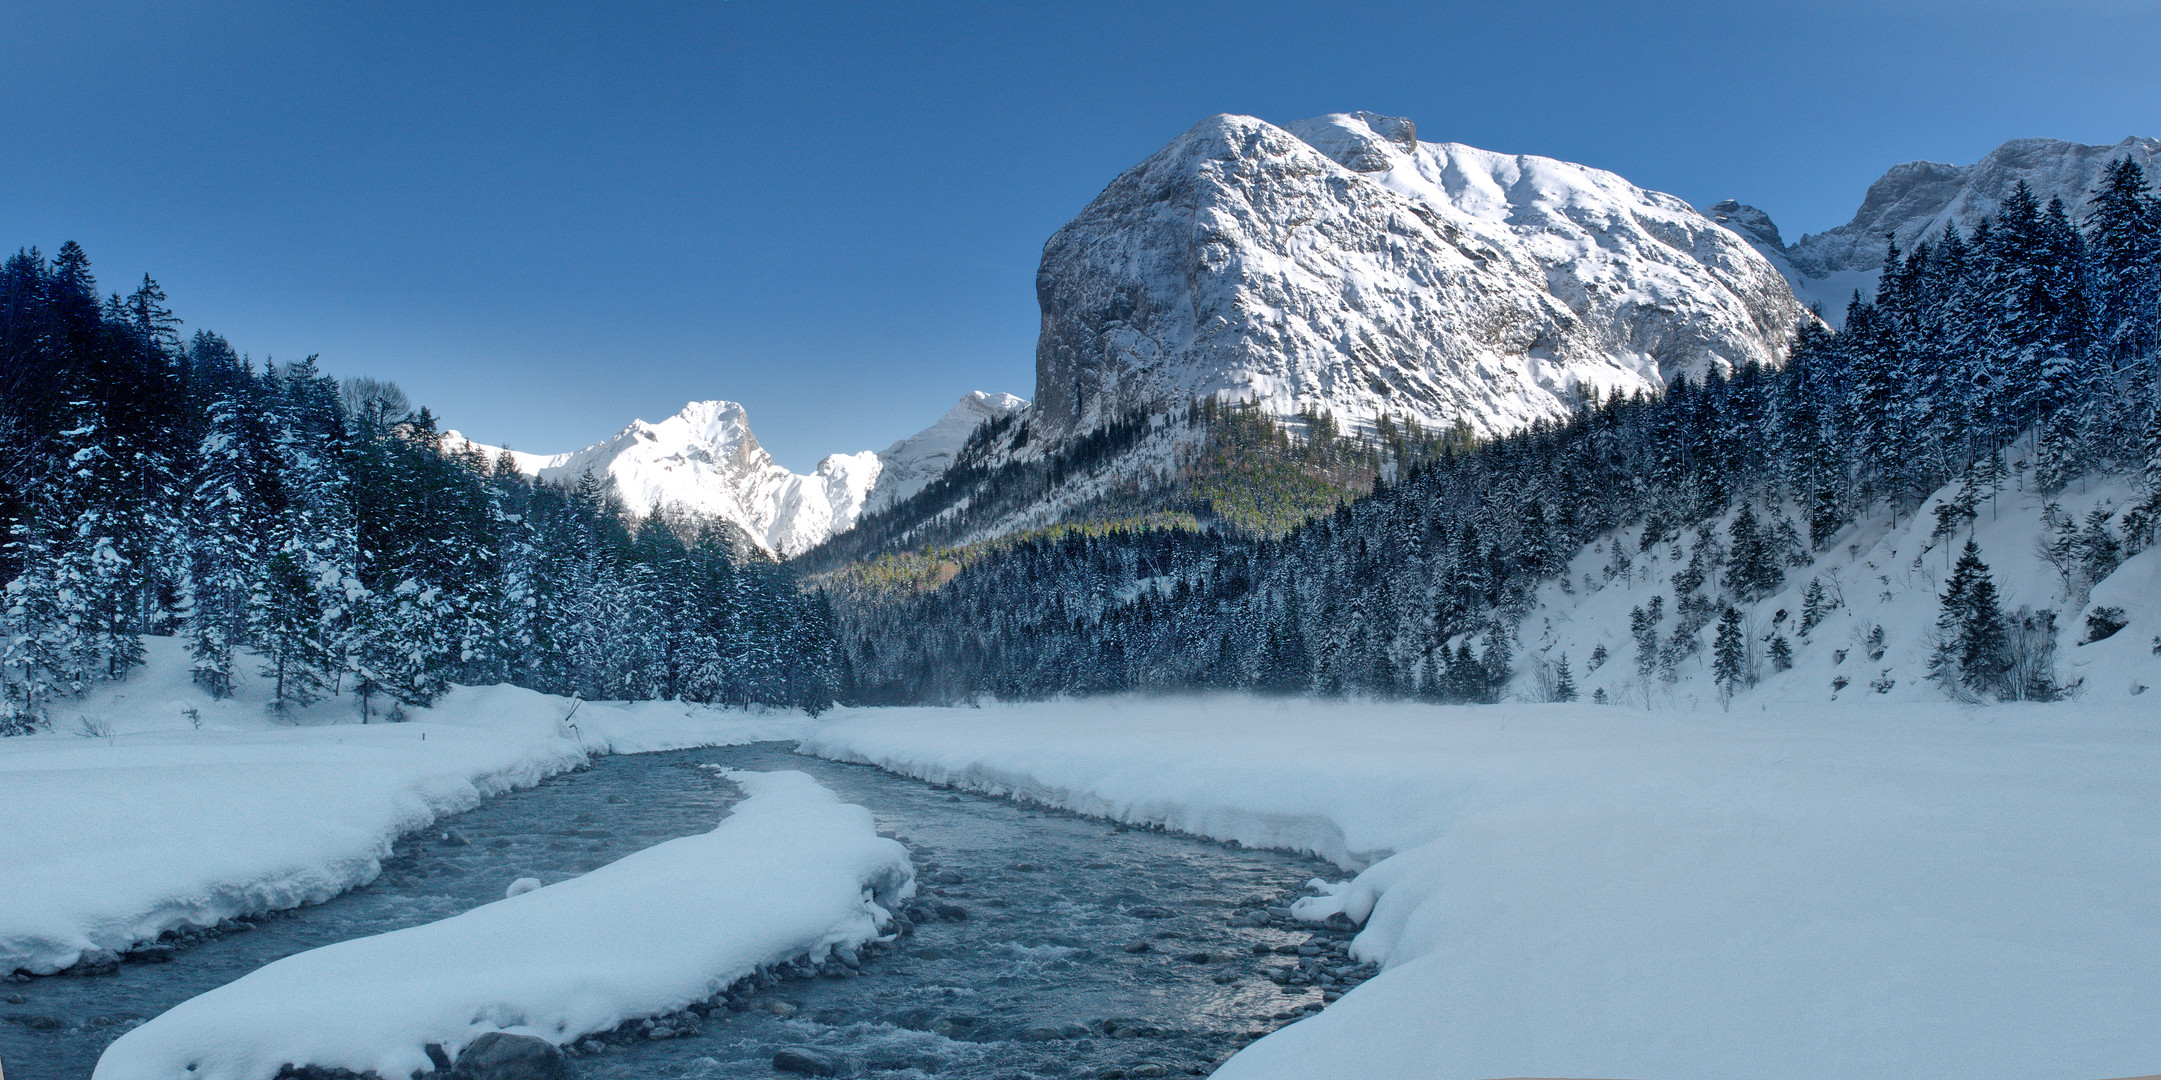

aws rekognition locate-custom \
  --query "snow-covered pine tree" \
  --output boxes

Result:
[1711,605,1748,707]
[184,342,280,697]
[1551,652,1577,702]
[2084,157,2160,368]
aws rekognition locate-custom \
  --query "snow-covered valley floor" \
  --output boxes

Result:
[6,650,2157,1080]
[0,639,813,981]
[806,695,2161,1080]
[6,743,1345,1080]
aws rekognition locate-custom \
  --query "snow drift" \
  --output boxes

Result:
[0,637,813,977]
[94,769,913,1080]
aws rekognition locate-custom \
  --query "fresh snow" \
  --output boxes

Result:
[1513,449,2161,711]
[0,637,813,977]
[445,392,1025,558]
[93,769,912,1080]
[864,391,1028,514]
[1032,111,1804,441]
[802,696,2161,1079]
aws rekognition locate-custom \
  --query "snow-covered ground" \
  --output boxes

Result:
[1513,456,2161,711]
[803,695,2161,1079]
[93,769,911,1080]
[0,637,812,977]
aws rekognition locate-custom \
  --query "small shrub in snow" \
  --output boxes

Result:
[2083,607,2129,644]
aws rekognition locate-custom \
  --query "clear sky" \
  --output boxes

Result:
[5,1,2157,470]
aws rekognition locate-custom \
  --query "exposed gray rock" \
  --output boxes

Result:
[71,949,120,976]
[452,1031,562,1080]
[1705,199,1785,250]
[772,1046,840,1076]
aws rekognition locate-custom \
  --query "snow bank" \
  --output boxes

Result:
[0,637,812,975]
[804,696,2161,1079]
[95,769,911,1080]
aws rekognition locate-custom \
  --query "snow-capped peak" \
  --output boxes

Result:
[1031,111,1804,441]
[446,393,1025,558]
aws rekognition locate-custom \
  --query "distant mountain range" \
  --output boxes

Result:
[446,391,1025,558]
[452,121,2157,560]
[1710,135,2161,324]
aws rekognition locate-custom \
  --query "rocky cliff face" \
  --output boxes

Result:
[1031,112,1805,441]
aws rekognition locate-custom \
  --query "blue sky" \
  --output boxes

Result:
[5,1,2157,470]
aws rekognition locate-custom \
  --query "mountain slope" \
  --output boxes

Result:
[864,391,1028,514]
[1714,135,2161,322]
[448,393,1023,558]
[1033,111,1804,441]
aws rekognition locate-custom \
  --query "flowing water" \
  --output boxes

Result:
[1,744,1362,1080]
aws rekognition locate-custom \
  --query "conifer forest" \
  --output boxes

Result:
[1,243,837,733]
[7,165,2161,730]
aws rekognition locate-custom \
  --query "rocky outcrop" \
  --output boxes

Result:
[1031,112,1804,441]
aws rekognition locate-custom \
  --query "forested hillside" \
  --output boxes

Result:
[10,161,2159,726]
[1,245,835,733]
[828,165,2161,706]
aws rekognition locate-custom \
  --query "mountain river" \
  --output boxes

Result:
[0,743,1366,1080]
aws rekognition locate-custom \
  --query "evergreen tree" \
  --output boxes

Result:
[184,344,282,696]
[1934,540,2011,698]
[1551,652,1577,702]
[1711,605,1748,707]
[2085,157,2160,365]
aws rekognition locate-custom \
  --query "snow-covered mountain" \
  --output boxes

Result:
[865,391,1027,514]
[1032,111,1804,441]
[1710,136,2161,323]
[447,392,1025,559]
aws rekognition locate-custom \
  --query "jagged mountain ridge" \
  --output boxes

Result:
[1033,111,1805,441]
[447,391,1026,558]
[1710,135,2161,322]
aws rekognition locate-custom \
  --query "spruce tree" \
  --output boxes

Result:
[1551,652,1577,702]
[2084,157,2159,365]
[1711,605,1748,707]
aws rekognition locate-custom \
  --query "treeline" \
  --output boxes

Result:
[1,244,834,733]
[802,395,1474,576]
[828,162,2161,704]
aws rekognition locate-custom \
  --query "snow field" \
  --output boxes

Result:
[93,769,913,1080]
[1515,461,2161,710]
[0,637,814,976]
[803,696,2161,1079]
